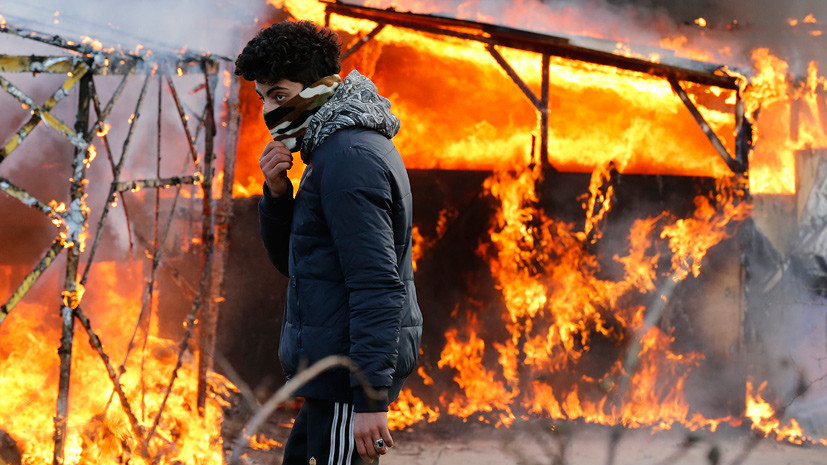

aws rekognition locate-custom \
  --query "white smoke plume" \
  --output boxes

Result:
[355,0,826,74]
[0,0,270,57]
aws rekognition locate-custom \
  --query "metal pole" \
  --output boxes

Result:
[540,54,550,170]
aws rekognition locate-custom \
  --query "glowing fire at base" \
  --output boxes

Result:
[412,159,750,428]
[236,0,827,445]
[0,263,234,464]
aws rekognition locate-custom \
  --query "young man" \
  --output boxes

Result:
[235,20,422,465]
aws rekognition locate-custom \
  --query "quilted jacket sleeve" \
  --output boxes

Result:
[319,144,405,412]
[258,181,294,277]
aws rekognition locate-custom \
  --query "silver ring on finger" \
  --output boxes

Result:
[373,439,385,449]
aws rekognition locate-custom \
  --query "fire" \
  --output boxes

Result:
[745,50,827,194]
[85,144,97,168]
[237,0,827,200]
[80,35,104,52]
[234,0,743,199]
[96,122,111,138]
[437,317,517,427]
[660,177,750,280]
[745,380,807,444]
[426,154,752,430]
[387,388,439,430]
[233,0,827,445]
[0,262,234,464]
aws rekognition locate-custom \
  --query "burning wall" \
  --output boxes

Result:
[225,0,827,446]
[2,0,827,463]
[0,15,247,463]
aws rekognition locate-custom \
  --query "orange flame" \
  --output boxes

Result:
[745,380,807,444]
[0,263,234,464]
[388,388,439,430]
[431,157,751,430]
[96,123,112,138]
[236,0,826,444]
[80,35,104,52]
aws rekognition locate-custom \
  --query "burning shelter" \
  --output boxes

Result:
[0,0,826,464]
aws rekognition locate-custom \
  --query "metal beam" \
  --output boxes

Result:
[668,77,746,173]
[485,44,541,109]
[342,24,386,61]
[322,0,740,90]
[540,54,550,171]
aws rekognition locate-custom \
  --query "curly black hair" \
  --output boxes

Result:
[235,20,341,87]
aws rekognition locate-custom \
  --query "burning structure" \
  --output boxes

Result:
[1,0,826,464]
[0,5,244,463]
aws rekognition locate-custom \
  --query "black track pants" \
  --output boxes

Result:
[282,398,373,465]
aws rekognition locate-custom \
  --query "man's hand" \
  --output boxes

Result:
[353,411,393,463]
[259,140,294,197]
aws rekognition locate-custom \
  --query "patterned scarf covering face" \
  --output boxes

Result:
[263,74,341,152]
[301,69,401,162]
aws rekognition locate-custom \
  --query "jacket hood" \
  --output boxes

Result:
[301,70,401,161]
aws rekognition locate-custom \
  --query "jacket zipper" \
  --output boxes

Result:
[293,277,302,349]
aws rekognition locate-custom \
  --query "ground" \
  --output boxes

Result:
[227,407,827,465]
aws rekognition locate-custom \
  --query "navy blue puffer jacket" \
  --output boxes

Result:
[258,71,422,412]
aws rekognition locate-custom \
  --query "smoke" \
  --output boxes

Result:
[0,0,273,259]
[0,0,271,57]
[357,0,826,74]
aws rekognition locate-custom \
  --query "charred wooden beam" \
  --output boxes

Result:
[196,63,218,416]
[74,306,146,453]
[79,73,153,285]
[0,62,89,161]
[341,23,386,61]
[0,239,63,324]
[0,23,224,75]
[53,72,93,465]
[1,22,109,55]
[0,75,87,151]
[322,0,740,90]
[818,88,827,137]
[668,77,746,174]
[165,72,202,172]
[208,71,242,411]
[791,95,802,142]
[113,175,201,192]
[0,54,136,75]
[0,177,55,215]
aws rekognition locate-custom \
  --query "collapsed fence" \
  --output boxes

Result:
[0,21,240,464]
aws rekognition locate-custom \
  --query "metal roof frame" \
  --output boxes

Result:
[322,0,750,174]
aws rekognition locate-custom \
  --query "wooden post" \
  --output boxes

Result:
[53,71,92,465]
[207,71,242,390]
[196,64,217,416]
